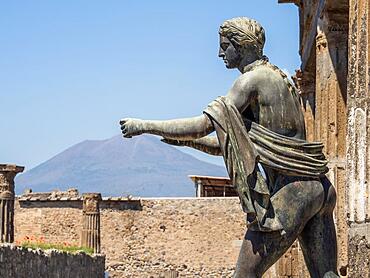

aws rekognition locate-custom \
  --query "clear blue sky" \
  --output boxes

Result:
[0,1,300,170]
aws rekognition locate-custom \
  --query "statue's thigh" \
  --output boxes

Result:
[271,178,326,234]
[234,179,326,277]
[235,229,297,277]
[297,177,338,277]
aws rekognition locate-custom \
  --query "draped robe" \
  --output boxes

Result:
[203,96,328,232]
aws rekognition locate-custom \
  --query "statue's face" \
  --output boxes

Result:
[218,35,241,69]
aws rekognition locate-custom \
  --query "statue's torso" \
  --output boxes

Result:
[241,63,306,140]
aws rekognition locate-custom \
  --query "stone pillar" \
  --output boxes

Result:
[346,0,370,276]
[81,193,102,253]
[277,242,305,277]
[315,12,349,274]
[0,164,24,243]
[315,13,348,157]
[294,70,316,142]
[196,180,203,198]
[278,0,349,275]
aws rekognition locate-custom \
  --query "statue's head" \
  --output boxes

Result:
[219,17,265,69]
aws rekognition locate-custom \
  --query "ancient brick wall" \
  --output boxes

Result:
[0,244,105,278]
[14,197,295,277]
[15,200,83,245]
[102,198,245,277]
[15,198,244,277]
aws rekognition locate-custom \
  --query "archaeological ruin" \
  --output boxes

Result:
[279,0,370,276]
[2,0,370,277]
[81,193,102,254]
[0,164,24,243]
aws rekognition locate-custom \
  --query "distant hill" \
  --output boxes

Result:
[15,135,227,197]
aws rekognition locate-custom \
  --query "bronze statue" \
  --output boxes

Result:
[120,17,338,278]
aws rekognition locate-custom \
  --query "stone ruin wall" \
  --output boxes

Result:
[14,196,308,278]
[12,1,370,277]
[15,197,244,277]
[345,1,370,276]
[0,244,105,278]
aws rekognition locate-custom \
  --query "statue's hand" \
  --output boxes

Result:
[120,118,145,138]
[161,138,189,147]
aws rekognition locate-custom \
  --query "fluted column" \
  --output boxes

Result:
[294,70,316,142]
[0,164,24,243]
[346,0,370,276]
[81,193,102,253]
[315,12,349,274]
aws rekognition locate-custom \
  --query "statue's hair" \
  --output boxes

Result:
[219,17,265,55]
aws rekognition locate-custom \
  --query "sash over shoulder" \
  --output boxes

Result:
[203,96,328,232]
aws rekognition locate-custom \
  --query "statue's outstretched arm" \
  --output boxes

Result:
[120,115,214,140]
[161,136,222,156]
[120,71,255,141]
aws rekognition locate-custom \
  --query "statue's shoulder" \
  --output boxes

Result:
[240,61,275,84]
[246,60,281,76]
[258,61,299,97]
[242,59,277,80]
[242,59,298,97]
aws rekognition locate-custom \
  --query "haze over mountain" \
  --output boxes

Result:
[15,135,227,197]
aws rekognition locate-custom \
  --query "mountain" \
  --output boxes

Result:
[15,135,227,197]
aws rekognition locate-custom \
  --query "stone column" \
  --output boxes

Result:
[346,0,370,276]
[294,70,316,142]
[195,180,203,198]
[0,164,24,243]
[315,13,348,157]
[315,12,349,274]
[81,193,102,253]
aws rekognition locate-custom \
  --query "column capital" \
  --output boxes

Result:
[82,193,102,214]
[293,70,315,93]
[0,164,24,196]
[0,164,25,173]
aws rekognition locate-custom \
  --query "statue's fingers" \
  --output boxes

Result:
[121,126,128,135]
[161,138,180,146]
[119,118,128,125]
[122,128,132,138]
[161,138,172,143]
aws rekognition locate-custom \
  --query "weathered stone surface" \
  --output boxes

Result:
[348,233,370,277]
[0,243,105,278]
[14,197,295,277]
[347,223,370,277]
[81,193,101,253]
[21,188,80,200]
[315,9,349,273]
[347,0,370,225]
[281,0,353,275]
[346,0,370,276]
[0,164,24,243]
